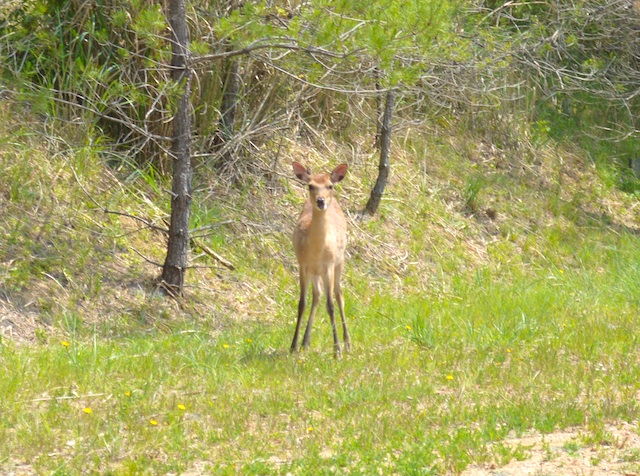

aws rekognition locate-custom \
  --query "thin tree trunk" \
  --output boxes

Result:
[366,88,395,215]
[212,49,240,164]
[212,1,242,165]
[374,67,383,150]
[161,0,193,296]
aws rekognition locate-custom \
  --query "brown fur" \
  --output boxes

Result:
[291,162,350,355]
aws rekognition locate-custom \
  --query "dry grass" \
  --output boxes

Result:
[3,114,638,337]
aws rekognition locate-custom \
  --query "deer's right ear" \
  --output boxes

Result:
[292,162,311,183]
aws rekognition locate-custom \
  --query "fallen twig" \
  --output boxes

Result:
[190,238,235,270]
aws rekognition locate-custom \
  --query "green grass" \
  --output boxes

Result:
[2,227,639,474]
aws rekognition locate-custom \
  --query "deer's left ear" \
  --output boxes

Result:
[292,162,311,183]
[330,164,348,184]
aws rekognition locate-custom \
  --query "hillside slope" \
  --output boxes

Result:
[1,101,638,338]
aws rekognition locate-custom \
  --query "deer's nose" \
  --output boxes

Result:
[316,197,326,210]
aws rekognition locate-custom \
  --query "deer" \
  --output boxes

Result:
[291,161,351,356]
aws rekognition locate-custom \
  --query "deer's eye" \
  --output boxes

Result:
[328,185,334,190]
[308,185,315,192]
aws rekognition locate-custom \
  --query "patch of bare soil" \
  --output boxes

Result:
[462,422,640,476]
[0,460,37,476]
[0,302,41,343]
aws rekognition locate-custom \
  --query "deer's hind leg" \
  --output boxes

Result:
[334,261,350,352]
[321,269,341,357]
[301,275,321,350]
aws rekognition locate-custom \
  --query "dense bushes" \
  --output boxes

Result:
[1,0,639,182]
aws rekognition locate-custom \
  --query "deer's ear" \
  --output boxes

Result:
[330,164,348,184]
[292,162,311,183]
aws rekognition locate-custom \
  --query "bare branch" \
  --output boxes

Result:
[191,37,358,65]
[103,209,169,234]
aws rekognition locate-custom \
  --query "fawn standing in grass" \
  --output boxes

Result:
[291,162,351,356]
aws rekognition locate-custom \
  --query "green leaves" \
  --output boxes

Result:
[299,0,447,85]
[204,0,450,87]
[133,4,167,49]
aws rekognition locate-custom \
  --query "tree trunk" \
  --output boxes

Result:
[365,89,395,215]
[161,0,193,296]
[374,68,384,150]
[212,49,240,165]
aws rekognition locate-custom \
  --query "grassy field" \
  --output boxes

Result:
[1,103,640,474]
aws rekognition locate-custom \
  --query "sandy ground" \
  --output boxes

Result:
[462,422,640,476]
